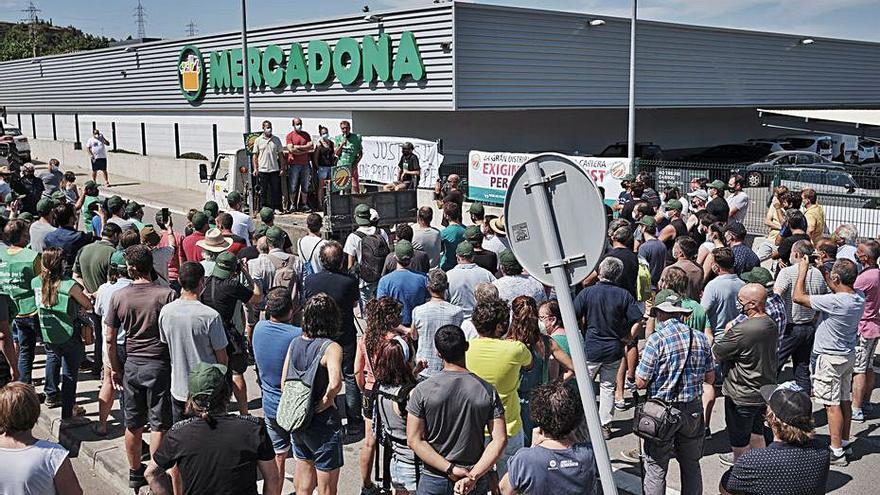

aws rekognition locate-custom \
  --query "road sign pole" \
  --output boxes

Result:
[521,160,618,495]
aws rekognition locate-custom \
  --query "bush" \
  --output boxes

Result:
[179,152,208,160]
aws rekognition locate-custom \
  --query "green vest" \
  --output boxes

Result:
[0,247,38,316]
[82,196,100,234]
[32,277,77,344]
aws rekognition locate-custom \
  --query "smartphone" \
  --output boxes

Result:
[161,207,170,223]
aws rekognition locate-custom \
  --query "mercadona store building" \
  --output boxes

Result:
[1,1,879,203]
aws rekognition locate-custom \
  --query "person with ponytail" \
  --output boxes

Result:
[355,296,410,495]
[507,295,575,446]
[145,362,279,495]
[33,246,93,428]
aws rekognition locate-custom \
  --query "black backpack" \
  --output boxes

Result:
[354,230,389,284]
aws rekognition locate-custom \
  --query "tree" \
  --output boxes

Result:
[0,21,113,62]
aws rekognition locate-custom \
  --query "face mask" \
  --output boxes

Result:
[264,128,272,136]
[663,211,671,219]
[320,133,329,140]
[294,124,302,131]
[538,320,547,333]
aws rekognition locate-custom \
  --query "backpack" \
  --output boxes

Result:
[276,338,332,432]
[298,238,322,279]
[636,255,653,303]
[354,230,389,284]
[270,254,304,321]
[375,383,416,445]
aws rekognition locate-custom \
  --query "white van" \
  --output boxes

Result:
[779,133,858,162]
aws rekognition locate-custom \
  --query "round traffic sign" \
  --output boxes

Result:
[503,154,607,286]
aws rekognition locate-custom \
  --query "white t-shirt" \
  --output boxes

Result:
[343,226,390,263]
[0,440,69,495]
[254,134,283,173]
[228,209,255,246]
[298,235,327,273]
[86,136,107,160]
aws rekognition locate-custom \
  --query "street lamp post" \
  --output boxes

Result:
[627,0,637,162]
[240,0,252,134]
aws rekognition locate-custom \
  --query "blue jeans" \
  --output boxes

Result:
[287,164,311,197]
[342,340,362,423]
[417,472,488,495]
[13,315,39,385]
[44,334,84,419]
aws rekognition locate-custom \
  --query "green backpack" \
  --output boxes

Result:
[276,339,331,432]
[636,256,653,303]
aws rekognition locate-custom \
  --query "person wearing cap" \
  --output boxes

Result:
[259,207,293,252]
[574,257,643,440]
[124,201,145,231]
[685,188,708,226]
[706,179,730,224]
[720,382,830,495]
[383,141,420,192]
[793,257,863,466]
[376,240,429,326]
[713,283,779,466]
[104,195,134,231]
[200,251,262,416]
[728,267,787,347]
[637,215,667,289]
[463,224,497,274]
[493,249,546,306]
[138,224,174,286]
[92,249,133,436]
[225,191,255,246]
[252,120,284,213]
[630,291,714,494]
[655,273,709,335]
[382,223,429,276]
[202,200,220,230]
[658,198,688,264]
[343,203,390,304]
[468,201,486,232]
[726,174,750,226]
[28,197,57,253]
[613,173,637,213]
[412,206,441,269]
[79,180,100,235]
[447,241,496,319]
[145,362,280,495]
[195,228,234,275]
[14,163,43,216]
[43,202,93,276]
[180,211,210,264]
[284,117,314,213]
[0,219,38,386]
[725,222,760,276]
[439,202,465,272]
[482,215,511,260]
[37,158,64,199]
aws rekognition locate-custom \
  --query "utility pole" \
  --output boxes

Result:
[134,0,147,39]
[20,1,41,59]
[626,0,637,162]
[185,20,198,37]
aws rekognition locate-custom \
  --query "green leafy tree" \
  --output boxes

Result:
[0,21,113,62]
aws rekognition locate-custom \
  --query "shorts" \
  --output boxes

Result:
[812,353,855,406]
[228,350,248,375]
[123,357,172,431]
[391,456,417,492]
[91,158,107,171]
[287,164,311,194]
[292,415,344,472]
[854,335,879,374]
[724,400,765,448]
[317,166,332,181]
[266,417,293,454]
[362,388,375,420]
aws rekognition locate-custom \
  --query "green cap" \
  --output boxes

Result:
[394,239,415,262]
[741,267,774,288]
[354,203,371,226]
[665,199,683,212]
[499,249,520,271]
[212,251,238,279]
[621,173,636,182]
[188,362,229,408]
[203,200,219,216]
[191,211,209,231]
[226,191,243,205]
[125,201,143,215]
[654,288,680,305]
[110,250,128,271]
[468,202,484,216]
[638,215,656,227]
[50,190,66,202]
[254,224,268,239]
[107,195,125,211]
[17,212,34,223]
[83,180,98,189]
[259,207,275,223]
[463,225,483,242]
[36,197,55,216]
[708,180,726,191]
[455,240,474,258]
[265,226,285,246]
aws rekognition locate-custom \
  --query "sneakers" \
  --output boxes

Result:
[129,464,147,490]
[45,396,62,409]
[852,408,865,422]
[624,378,637,392]
[719,452,735,466]
[360,484,382,495]
[601,425,612,440]
[620,448,641,462]
[830,451,849,467]
[614,399,627,411]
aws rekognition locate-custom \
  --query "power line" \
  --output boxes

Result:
[20,1,41,58]
[185,20,198,37]
[133,0,146,39]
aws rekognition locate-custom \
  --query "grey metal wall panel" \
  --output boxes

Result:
[454,3,880,109]
[0,4,454,113]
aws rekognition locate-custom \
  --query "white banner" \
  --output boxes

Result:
[467,150,631,204]
[357,136,442,188]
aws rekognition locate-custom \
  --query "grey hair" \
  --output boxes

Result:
[792,239,814,258]
[474,282,499,304]
[860,239,880,262]
[831,259,858,287]
[426,269,449,294]
[598,257,624,283]
[835,224,858,246]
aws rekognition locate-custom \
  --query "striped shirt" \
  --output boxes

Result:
[412,300,464,378]
[636,318,714,403]
[773,265,828,324]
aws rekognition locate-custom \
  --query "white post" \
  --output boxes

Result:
[240,0,251,134]
[627,0,637,162]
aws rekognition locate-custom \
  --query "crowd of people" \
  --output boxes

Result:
[0,160,877,495]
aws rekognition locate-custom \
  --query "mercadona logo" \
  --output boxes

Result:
[178,45,206,103]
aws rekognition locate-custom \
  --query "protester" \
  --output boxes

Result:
[586,219,639,298]
[0,293,18,387]
[141,224,175,286]
[145,362,280,495]
[155,210,184,291]
[466,297,532,475]
[483,216,511,256]
[86,128,111,187]
[253,120,284,213]
[105,196,134,231]
[299,212,327,275]
[411,206,441,269]
[312,125,336,207]
[334,120,364,192]
[705,180,730,223]
[344,203,390,307]
[433,174,464,213]
[406,325,506,495]
[0,383,82,495]
[439,202,465,272]
[377,240,429,326]
[16,163,44,215]
[801,188,826,245]
[662,236,703,300]
[725,222,759,275]
[285,117,314,213]
[384,141,421,192]
[493,249,546,305]
[637,216,667,288]
[180,211,210,264]
[774,209,810,268]
[794,258,864,465]
[734,267,788,345]
[447,241,496,319]
[382,224,430,276]
[411,269,464,379]
[29,197,57,253]
[1,219,39,385]
[852,240,880,422]
[500,381,598,495]
[126,201,146,231]
[726,175,750,225]
[720,382,830,495]
[758,186,787,261]
[462,225,496,273]
[226,191,255,245]
[833,224,860,268]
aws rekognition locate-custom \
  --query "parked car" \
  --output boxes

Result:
[2,124,30,162]
[858,139,880,163]
[733,151,846,187]
[679,143,774,164]
[0,140,22,166]
[597,142,663,160]
[777,167,863,195]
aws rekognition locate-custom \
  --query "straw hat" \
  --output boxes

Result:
[196,228,233,253]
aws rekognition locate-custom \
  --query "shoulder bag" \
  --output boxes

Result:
[632,328,693,443]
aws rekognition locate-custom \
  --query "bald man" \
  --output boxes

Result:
[434,173,464,210]
[712,283,779,465]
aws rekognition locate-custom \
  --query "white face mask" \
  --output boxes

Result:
[538,320,547,334]
[264,128,272,136]
[320,133,329,140]
[294,124,302,131]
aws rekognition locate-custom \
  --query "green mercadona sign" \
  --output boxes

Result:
[178,31,426,103]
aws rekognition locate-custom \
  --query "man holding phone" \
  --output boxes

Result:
[86,128,111,188]
[156,208,184,293]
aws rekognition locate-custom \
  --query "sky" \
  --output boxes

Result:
[1,0,878,43]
